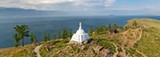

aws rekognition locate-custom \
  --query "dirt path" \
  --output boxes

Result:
[122,28,143,47]
[134,29,147,57]
[34,45,42,57]
[120,28,147,57]
[113,43,118,57]
[133,28,143,46]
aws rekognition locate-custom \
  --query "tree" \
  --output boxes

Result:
[52,33,56,39]
[62,28,68,39]
[69,28,73,38]
[108,24,111,29]
[88,27,94,36]
[95,27,100,35]
[113,24,118,29]
[44,33,50,42]
[132,20,138,27]
[30,32,36,44]
[99,26,103,32]
[14,25,29,46]
[13,34,20,47]
[103,25,107,31]
[57,32,61,39]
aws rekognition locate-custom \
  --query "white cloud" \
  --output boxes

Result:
[24,0,68,4]
[0,0,116,11]
[104,0,115,7]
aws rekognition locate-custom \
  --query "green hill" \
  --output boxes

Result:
[126,18,160,57]
[0,18,160,57]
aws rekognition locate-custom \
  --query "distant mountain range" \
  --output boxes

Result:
[0,7,67,17]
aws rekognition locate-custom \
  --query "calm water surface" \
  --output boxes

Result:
[0,16,160,48]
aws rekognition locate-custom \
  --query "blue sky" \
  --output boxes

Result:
[0,0,160,15]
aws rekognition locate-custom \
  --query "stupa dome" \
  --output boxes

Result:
[76,22,85,34]
[70,22,90,43]
[76,29,85,34]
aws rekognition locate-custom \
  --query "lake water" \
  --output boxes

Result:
[0,16,160,48]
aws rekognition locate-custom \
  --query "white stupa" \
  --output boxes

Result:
[70,22,90,43]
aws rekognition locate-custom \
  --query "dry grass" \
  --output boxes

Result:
[0,45,36,57]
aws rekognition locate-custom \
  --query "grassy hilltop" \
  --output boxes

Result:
[0,18,160,57]
[126,18,160,57]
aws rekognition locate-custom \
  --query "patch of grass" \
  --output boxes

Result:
[40,39,70,57]
[126,48,142,57]
[96,39,116,52]
[91,34,121,52]
[0,45,36,57]
[135,28,160,57]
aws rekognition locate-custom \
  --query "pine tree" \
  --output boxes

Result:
[108,24,111,29]
[13,34,20,47]
[88,27,94,36]
[133,20,138,27]
[44,33,50,42]
[103,25,107,31]
[52,33,56,39]
[99,26,103,32]
[30,32,36,44]
[69,28,73,38]
[57,32,61,39]
[62,28,68,39]
[95,27,100,35]
[14,25,29,46]
[113,24,118,29]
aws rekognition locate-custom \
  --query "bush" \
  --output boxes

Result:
[44,33,50,42]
